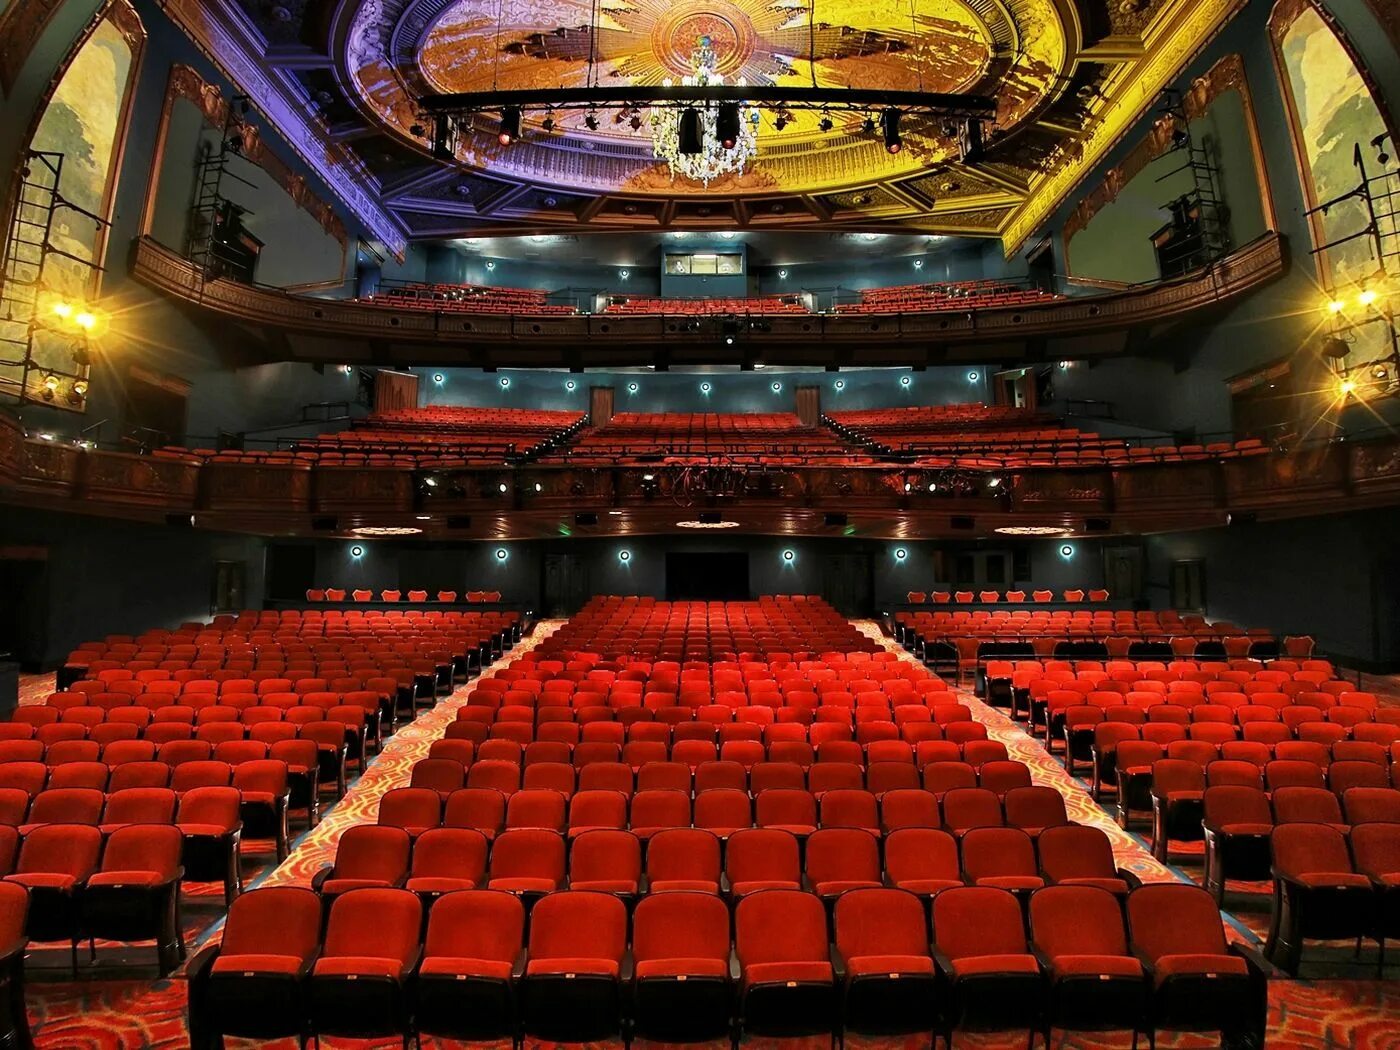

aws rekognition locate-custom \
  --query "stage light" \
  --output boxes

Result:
[618,549,631,563]
[818,114,833,133]
[495,548,508,561]
[725,336,734,345]
[642,474,655,482]
[913,259,923,269]
[541,113,555,132]
[717,103,741,149]
[584,110,599,131]
[1327,299,1346,314]
[778,269,788,279]
[1359,289,1378,307]
[51,300,73,320]
[340,365,353,375]
[498,107,521,146]
[904,481,912,492]
[782,549,794,562]
[881,108,902,153]
[75,310,97,330]
[40,373,58,401]
[72,379,88,398]
[988,476,1002,488]
[677,108,702,154]
[424,476,439,487]
[1058,360,1070,369]
[1060,544,1075,558]
[862,114,876,135]
[928,482,937,492]
[533,482,543,493]
[619,269,630,280]
[71,345,90,367]
[1339,377,1357,396]
[774,112,788,131]
[351,545,364,558]
[498,482,508,494]
[416,515,432,521]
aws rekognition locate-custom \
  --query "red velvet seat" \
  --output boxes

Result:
[308,888,421,1043]
[522,890,628,1041]
[735,889,835,1038]
[415,889,524,1043]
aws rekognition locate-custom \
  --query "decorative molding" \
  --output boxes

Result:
[0,0,66,93]
[1061,53,1267,245]
[999,0,1248,256]
[158,0,408,257]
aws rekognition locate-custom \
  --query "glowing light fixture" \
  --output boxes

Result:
[995,525,1071,536]
[1060,544,1075,558]
[495,548,508,561]
[433,373,445,384]
[900,375,912,388]
[1327,299,1346,314]
[618,549,631,563]
[834,379,845,391]
[782,549,794,562]
[628,382,639,394]
[565,379,577,391]
[499,376,510,388]
[676,519,740,529]
[894,548,907,561]
[650,42,757,185]
[350,545,364,557]
[1359,289,1378,307]
[771,381,782,393]
[968,371,980,382]
[351,526,423,536]
[700,382,712,394]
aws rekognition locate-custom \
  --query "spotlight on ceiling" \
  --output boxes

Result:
[584,110,599,131]
[498,107,521,146]
[677,108,702,154]
[818,113,833,133]
[881,108,903,153]
[862,114,876,135]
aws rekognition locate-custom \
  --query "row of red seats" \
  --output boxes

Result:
[602,297,808,315]
[907,589,1110,603]
[190,880,1269,1047]
[304,589,503,603]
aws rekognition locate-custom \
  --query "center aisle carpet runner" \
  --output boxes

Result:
[20,621,1400,1047]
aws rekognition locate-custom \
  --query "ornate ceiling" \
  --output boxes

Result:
[182,0,1246,253]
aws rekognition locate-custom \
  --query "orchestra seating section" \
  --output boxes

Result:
[601,295,808,315]
[360,283,577,314]
[835,279,1063,314]
[825,403,1271,468]
[305,589,503,603]
[544,413,869,466]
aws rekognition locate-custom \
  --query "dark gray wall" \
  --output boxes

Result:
[0,509,267,667]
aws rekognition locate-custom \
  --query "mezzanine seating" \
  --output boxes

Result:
[361,283,577,314]
[544,413,863,467]
[835,279,1062,314]
[602,296,809,315]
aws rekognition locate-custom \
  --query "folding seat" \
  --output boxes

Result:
[1029,884,1148,1042]
[407,758,466,800]
[487,828,565,896]
[0,791,28,829]
[377,786,442,838]
[755,788,816,837]
[691,788,751,839]
[961,740,1008,770]
[524,741,573,768]
[1142,757,1205,862]
[1329,760,1390,794]
[427,739,474,766]
[930,886,1045,1047]
[808,762,864,796]
[504,789,567,833]
[1037,824,1130,896]
[566,788,628,837]
[961,826,1044,898]
[19,787,104,836]
[45,739,102,766]
[865,761,921,796]
[672,739,718,768]
[819,788,880,836]
[726,828,802,897]
[82,823,186,973]
[1113,740,1163,829]
[4,823,102,971]
[743,761,798,794]
[879,788,940,833]
[465,759,521,796]
[171,759,232,793]
[1003,786,1069,839]
[629,890,732,1042]
[1089,722,1140,798]
[767,740,814,768]
[522,761,576,799]
[414,889,525,1044]
[46,759,109,791]
[312,825,411,898]
[99,787,177,834]
[978,760,1033,798]
[940,787,1003,837]
[443,788,506,840]
[629,789,691,840]
[1273,786,1348,830]
[568,829,641,896]
[232,758,291,860]
[921,761,978,799]
[1268,823,1375,974]
[1202,786,1274,905]
[187,887,321,1046]
[833,888,937,1036]
[645,828,722,893]
[402,827,488,898]
[1344,787,1400,825]
[307,888,420,1045]
[478,739,525,765]
[734,889,835,1038]
[1266,759,1327,792]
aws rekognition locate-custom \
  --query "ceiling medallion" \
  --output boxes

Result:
[993,525,1073,536]
[651,37,758,186]
[350,526,425,536]
[676,519,741,529]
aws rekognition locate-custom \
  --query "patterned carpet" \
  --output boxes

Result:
[15,621,1400,1046]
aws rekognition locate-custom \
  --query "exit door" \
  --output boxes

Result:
[542,554,591,617]
[820,554,873,617]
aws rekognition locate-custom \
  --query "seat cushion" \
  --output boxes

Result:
[320,877,395,896]
[1052,955,1144,979]
[744,961,832,986]
[405,877,480,895]
[4,873,77,891]
[763,824,815,836]
[487,877,559,894]
[635,957,729,980]
[846,954,935,977]
[240,792,278,806]
[569,879,638,895]
[1216,823,1272,837]
[1153,953,1249,982]
[649,879,719,894]
[730,879,802,896]
[814,879,882,897]
[525,957,620,978]
[87,871,164,888]
[212,953,306,976]
[894,878,962,896]
[180,823,234,837]
[1295,872,1371,890]
[1059,877,1129,895]
[975,876,1045,892]
[948,954,1040,978]
[1162,791,1204,803]
[313,956,407,979]
[419,956,513,981]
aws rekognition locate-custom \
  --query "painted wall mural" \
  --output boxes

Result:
[0,0,143,409]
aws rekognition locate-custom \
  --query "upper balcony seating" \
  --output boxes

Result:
[601,296,809,315]
[834,279,1063,314]
[545,413,864,467]
[360,283,577,315]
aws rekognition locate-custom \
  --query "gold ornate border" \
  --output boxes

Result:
[1267,0,1400,288]
[1061,52,1276,275]
[0,0,66,93]
[139,62,351,259]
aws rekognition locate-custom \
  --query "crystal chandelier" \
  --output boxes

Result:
[650,38,758,186]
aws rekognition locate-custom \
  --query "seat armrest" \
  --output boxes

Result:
[619,950,634,982]
[1231,941,1282,978]
[310,866,332,892]
[512,948,528,980]
[1117,868,1143,891]
[728,948,742,981]
[185,944,220,986]
[930,949,957,977]
[829,945,847,982]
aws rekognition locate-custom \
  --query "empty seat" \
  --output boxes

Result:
[631,891,733,1042]
[568,829,641,896]
[82,824,186,974]
[645,828,722,894]
[734,889,835,1038]
[1037,825,1130,896]
[415,890,525,1044]
[308,888,421,1044]
[1268,823,1373,975]
[405,828,488,897]
[726,828,802,897]
[487,828,565,896]
[834,888,937,1036]
[312,825,411,897]
[522,891,628,1041]
[804,828,882,899]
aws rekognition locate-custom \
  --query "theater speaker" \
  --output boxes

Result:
[1084,517,1111,532]
[446,515,472,529]
[575,512,598,526]
[950,515,975,530]
[1226,512,1257,527]
[312,516,338,531]
[824,512,848,527]
[165,513,194,528]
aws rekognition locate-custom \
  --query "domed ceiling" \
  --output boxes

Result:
[193,0,1245,251]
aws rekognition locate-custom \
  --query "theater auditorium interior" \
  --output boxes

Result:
[0,0,1399,1046]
